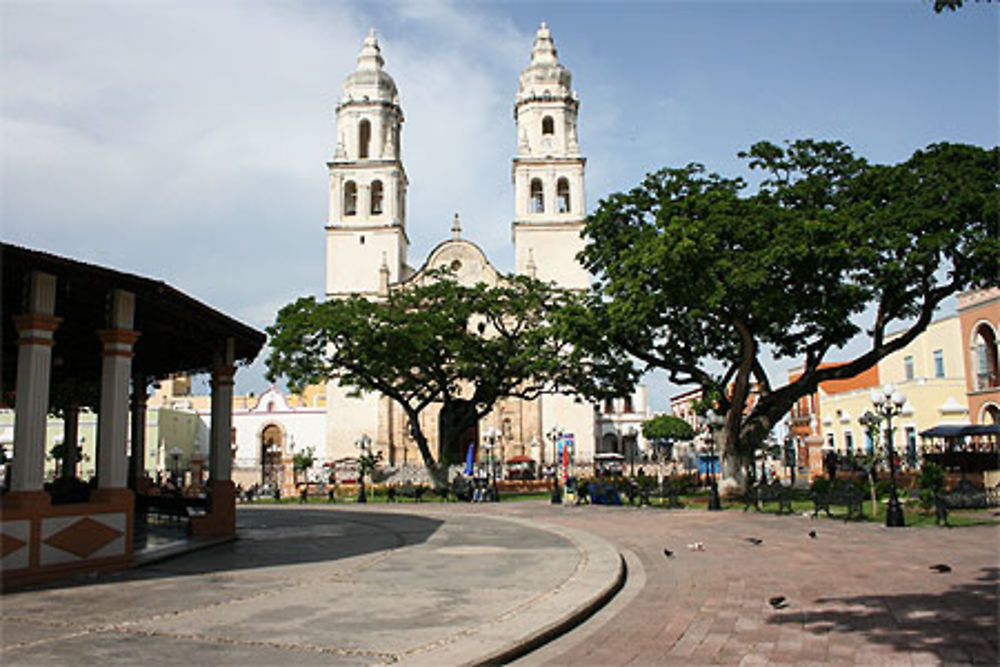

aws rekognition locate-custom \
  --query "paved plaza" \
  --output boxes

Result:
[1,502,997,666]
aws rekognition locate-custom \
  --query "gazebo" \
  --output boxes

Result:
[1,243,265,587]
[919,424,1000,476]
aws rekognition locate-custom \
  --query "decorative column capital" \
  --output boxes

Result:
[96,329,141,358]
[13,313,62,347]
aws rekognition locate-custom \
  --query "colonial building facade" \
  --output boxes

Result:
[322,25,601,470]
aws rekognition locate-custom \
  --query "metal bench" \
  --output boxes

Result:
[811,484,864,520]
[387,485,428,502]
[934,480,1000,526]
[740,482,794,514]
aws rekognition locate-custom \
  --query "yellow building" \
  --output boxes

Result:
[818,315,968,468]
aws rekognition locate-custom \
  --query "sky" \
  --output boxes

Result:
[3,0,998,409]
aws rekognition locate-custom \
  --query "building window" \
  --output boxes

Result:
[530,178,544,213]
[358,119,371,159]
[370,180,383,215]
[542,115,554,135]
[844,431,854,455]
[826,433,835,451]
[603,398,614,414]
[623,396,633,413]
[933,349,945,378]
[557,178,570,213]
[904,355,914,381]
[344,181,357,216]
[865,430,874,454]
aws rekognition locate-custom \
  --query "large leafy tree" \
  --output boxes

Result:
[579,140,998,484]
[267,272,633,487]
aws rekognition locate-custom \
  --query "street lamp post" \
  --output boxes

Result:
[483,427,500,502]
[869,386,906,527]
[547,425,563,504]
[627,426,638,477]
[784,434,796,486]
[701,411,724,511]
[355,434,371,504]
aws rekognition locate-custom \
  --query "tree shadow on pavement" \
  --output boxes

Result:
[768,566,998,664]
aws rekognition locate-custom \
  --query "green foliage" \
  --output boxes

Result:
[578,139,999,469]
[641,415,695,442]
[267,270,636,474]
[917,462,946,510]
[48,443,82,462]
[934,0,993,12]
[358,450,383,477]
[292,447,316,474]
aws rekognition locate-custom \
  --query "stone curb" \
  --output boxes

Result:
[389,515,625,667]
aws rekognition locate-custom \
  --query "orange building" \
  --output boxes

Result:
[787,363,880,480]
[958,287,1000,425]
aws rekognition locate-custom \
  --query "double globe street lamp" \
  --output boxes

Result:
[700,410,724,511]
[355,433,372,504]
[482,427,500,502]
[867,385,907,527]
[546,425,563,504]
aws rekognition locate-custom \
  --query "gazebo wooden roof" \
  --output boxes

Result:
[2,243,266,403]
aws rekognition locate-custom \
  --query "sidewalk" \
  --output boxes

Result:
[1,505,622,666]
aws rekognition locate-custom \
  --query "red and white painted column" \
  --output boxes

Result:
[11,272,61,494]
[191,338,237,536]
[96,290,140,491]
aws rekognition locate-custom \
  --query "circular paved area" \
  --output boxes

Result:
[0,505,619,666]
[2,501,997,666]
[490,502,998,666]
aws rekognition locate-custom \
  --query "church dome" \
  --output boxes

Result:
[341,29,399,106]
[517,22,573,103]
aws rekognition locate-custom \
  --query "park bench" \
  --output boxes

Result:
[810,484,864,520]
[587,481,623,506]
[738,482,793,515]
[934,480,1000,526]
[636,480,683,508]
[450,477,473,502]
[387,485,428,502]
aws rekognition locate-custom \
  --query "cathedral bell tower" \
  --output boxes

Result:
[326,29,409,297]
[512,23,588,290]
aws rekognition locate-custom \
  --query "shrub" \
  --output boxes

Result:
[917,462,946,510]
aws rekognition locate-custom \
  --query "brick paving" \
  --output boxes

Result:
[491,503,999,666]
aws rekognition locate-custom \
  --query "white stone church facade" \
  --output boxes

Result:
[322,25,607,470]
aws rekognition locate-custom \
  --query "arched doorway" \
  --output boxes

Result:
[438,400,478,466]
[982,403,1000,425]
[973,323,999,390]
[260,424,284,489]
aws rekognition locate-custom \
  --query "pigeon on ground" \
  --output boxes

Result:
[746,537,764,546]
[687,542,705,551]
[808,530,817,539]
[663,548,675,558]
[768,596,788,609]
[930,563,952,573]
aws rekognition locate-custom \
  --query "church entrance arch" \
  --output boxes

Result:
[260,424,285,490]
[438,400,479,467]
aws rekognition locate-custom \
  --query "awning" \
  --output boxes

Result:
[506,455,535,463]
[920,424,1000,438]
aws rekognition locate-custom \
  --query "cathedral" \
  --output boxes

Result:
[322,24,602,470]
